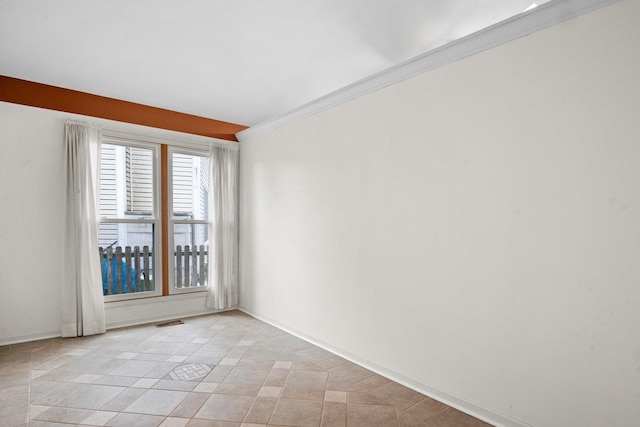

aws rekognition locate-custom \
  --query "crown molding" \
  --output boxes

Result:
[237,0,621,140]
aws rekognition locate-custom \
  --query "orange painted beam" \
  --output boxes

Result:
[0,75,247,142]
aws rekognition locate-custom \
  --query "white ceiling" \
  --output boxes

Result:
[0,0,546,126]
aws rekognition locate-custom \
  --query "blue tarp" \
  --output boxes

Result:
[101,258,137,295]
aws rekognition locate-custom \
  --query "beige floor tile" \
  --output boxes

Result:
[133,341,190,355]
[53,356,121,375]
[108,359,162,377]
[22,421,52,427]
[115,351,138,359]
[348,391,389,406]
[91,374,138,386]
[291,361,324,371]
[160,416,191,427]
[145,361,183,379]
[294,346,334,362]
[57,384,127,410]
[328,363,373,384]
[223,366,271,385]
[285,369,328,390]
[139,353,177,361]
[65,348,92,356]
[0,411,29,426]
[100,387,147,411]
[30,381,80,405]
[226,347,250,359]
[326,373,354,392]
[237,359,277,368]
[281,387,325,401]
[263,368,290,387]
[404,397,448,421]
[81,410,119,426]
[397,411,432,426]
[257,385,282,397]
[321,401,346,427]
[190,344,235,361]
[0,370,31,389]
[273,361,293,369]
[347,403,398,427]
[268,398,323,427]
[0,384,28,400]
[32,406,94,423]
[107,412,165,427]
[195,393,254,422]
[219,357,240,366]
[31,355,74,372]
[203,365,233,382]
[133,378,161,388]
[315,356,348,370]
[33,370,79,383]
[243,397,277,424]
[194,382,219,393]
[422,407,493,427]
[124,389,189,416]
[241,347,283,361]
[215,383,261,396]
[187,419,241,426]
[30,370,48,380]
[170,392,210,418]
[73,373,103,383]
[29,405,50,419]
[348,374,391,392]
[153,379,198,391]
[368,382,425,410]
[325,390,347,403]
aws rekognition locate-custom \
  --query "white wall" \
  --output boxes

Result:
[0,102,225,345]
[238,1,640,426]
[0,103,66,343]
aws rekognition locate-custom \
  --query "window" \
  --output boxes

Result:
[169,148,210,293]
[97,135,211,300]
[98,140,161,299]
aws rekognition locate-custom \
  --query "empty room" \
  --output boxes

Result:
[1,0,639,426]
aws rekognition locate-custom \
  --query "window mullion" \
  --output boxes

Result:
[161,144,170,296]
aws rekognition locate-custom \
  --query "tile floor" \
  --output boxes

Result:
[0,311,492,426]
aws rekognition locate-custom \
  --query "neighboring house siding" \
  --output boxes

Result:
[199,157,209,243]
[98,148,208,248]
[99,145,118,247]
[173,153,193,215]
[126,147,153,212]
[199,156,208,219]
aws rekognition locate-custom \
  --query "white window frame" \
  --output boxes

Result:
[167,145,210,295]
[100,136,163,301]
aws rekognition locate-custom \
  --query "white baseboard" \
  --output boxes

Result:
[0,294,233,345]
[0,330,61,347]
[238,305,532,427]
[105,292,234,330]
[105,307,232,330]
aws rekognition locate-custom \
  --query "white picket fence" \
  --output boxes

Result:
[99,245,208,295]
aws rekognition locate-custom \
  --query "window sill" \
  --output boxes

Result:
[104,289,207,307]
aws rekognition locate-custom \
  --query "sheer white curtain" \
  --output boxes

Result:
[206,144,239,309]
[62,121,106,337]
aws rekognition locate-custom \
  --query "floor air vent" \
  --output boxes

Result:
[156,319,184,327]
